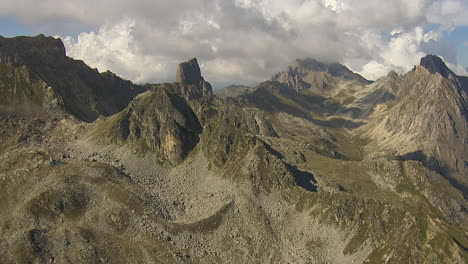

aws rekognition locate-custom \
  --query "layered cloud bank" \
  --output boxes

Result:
[3,0,468,86]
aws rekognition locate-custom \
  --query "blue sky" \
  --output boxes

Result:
[443,26,468,69]
[0,15,93,40]
[0,0,467,86]
[0,16,32,37]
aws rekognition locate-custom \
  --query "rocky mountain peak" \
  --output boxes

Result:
[287,58,369,82]
[175,58,213,100]
[272,58,370,95]
[291,58,326,71]
[176,58,202,84]
[419,55,453,78]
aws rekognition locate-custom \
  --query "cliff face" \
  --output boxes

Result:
[0,63,63,115]
[175,58,213,101]
[0,35,145,122]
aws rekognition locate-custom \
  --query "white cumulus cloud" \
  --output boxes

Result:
[63,19,171,83]
[356,27,443,80]
[2,0,467,86]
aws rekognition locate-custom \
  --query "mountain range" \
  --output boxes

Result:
[0,35,467,264]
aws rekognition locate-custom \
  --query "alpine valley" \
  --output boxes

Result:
[0,35,467,264]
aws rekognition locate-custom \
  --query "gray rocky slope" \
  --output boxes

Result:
[0,35,467,264]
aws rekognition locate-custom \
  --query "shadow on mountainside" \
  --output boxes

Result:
[241,82,366,130]
[263,141,318,192]
[311,117,365,129]
[396,150,468,196]
[287,164,318,192]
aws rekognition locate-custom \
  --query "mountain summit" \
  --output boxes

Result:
[271,58,371,96]
[419,54,453,78]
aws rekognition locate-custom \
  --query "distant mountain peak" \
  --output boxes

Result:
[419,55,453,78]
[290,58,346,74]
[292,58,326,70]
[272,57,370,95]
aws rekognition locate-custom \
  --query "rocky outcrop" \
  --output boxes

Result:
[0,35,145,122]
[176,58,202,85]
[201,100,278,167]
[175,58,213,100]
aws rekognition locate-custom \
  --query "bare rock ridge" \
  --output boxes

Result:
[419,54,468,95]
[176,58,213,100]
[0,34,66,66]
[0,34,145,122]
[363,55,468,192]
